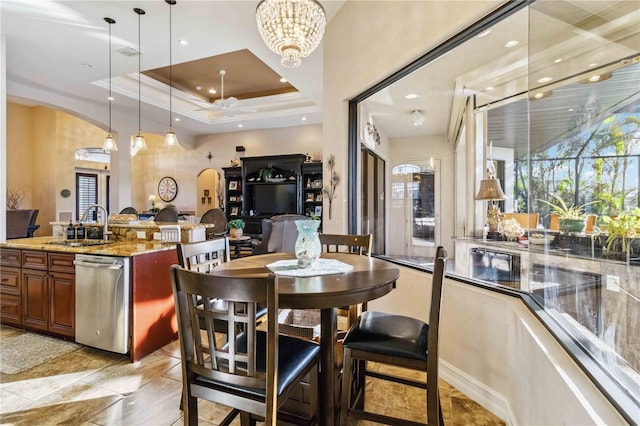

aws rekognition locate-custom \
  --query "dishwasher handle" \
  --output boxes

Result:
[73,260,123,270]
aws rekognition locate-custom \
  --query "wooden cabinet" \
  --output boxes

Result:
[302,162,323,219]
[223,154,323,223]
[223,166,243,217]
[19,250,75,337]
[1,248,22,326]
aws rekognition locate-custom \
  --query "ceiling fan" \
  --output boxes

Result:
[195,69,257,117]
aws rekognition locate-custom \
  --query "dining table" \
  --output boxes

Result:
[213,252,400,426]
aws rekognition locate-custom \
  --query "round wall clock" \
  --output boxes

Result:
[158,176,178,202]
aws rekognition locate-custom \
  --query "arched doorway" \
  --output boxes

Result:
[196,169,221,217]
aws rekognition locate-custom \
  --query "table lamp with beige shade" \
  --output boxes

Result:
[148,194,157,211]
[475,160,507,240]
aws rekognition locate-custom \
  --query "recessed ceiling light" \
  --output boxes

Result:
[588,75,601,82]
[82,63,92,69]
[485,86,494,91]
[554,58,563,63]
[537,77,553,83]
[505,40,519,48]
[178,39,188,46]
[476,28,492,38]
[107,96,114,101]
[568,108,574,111]
[280,77,287,83]
[534,92,544,99]
[208,88,216,94]
[237,124,243,128]
[174,117,180,122]
[195,85,202,91]
[301,117,307,121]
[405,93,418,99]
[589,63,597,67]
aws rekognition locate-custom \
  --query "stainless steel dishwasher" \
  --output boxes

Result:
[74,254,130,354]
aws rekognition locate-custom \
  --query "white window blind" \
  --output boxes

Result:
[76,173,98,221]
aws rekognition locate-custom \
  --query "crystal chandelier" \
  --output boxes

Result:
[256,0,326,69]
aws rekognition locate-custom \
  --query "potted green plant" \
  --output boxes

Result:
[600,208,640,255]
[538,193,598,233]
[227,218,246,238]
[258,167,275,182]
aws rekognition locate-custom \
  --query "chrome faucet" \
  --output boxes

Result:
[80,204,111,242]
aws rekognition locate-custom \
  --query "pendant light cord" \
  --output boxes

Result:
[138,10,141,133]
[168,2,172,127]
[108,20,112,133]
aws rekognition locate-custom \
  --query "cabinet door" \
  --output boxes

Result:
[22,269,48,331]
[49,272,75,337]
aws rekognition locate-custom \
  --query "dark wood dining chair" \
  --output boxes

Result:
[340,246,447,426]
[119,206,137,214]
[171,266,320,426]
[319,233,372,329]
[177,237,230,274]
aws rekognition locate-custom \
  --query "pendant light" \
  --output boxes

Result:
[102,17,118,152]
[163,0,179,147]
[133,7,147,151]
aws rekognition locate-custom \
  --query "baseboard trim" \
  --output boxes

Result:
[439,360,517,425]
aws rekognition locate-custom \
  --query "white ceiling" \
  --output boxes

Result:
[1,0,345,139]
[360,1,640,148]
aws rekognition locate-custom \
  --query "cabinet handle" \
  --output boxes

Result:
[1,306,8,311]
[1,278,8,282]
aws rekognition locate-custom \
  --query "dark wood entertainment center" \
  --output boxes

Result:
[223,154,323,236]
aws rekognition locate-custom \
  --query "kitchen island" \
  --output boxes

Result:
[0,235,190,361]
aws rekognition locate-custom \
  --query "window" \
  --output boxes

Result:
[76,172,98,221]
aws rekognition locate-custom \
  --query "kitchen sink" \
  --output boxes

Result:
[46,240,114,247]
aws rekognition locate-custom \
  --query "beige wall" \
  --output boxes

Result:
[130,124,323,214]
[6,101,323,230]
[323,0,502,233]
[7,103,106,235]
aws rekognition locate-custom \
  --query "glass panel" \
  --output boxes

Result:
[528,0,640,402]
[352,0,640,413]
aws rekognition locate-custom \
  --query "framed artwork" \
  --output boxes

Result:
[231,206,239,216]
[201,197,206,204]
[229,181,238,190]
[207,196,212,204]
[306,192,315,202]
[315,194,323,202]
[204,189,210,196]
[314,205,322,216]
[312,180,323,188]
[229,196,236,202]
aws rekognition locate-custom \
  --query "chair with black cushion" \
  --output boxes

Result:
[171,266,320,425]
[253,214,307,254]
[119,207,137,214]
[154,206,179,222]
[319,233,372,330]
[200,208,227,239]
[340,246,447,426]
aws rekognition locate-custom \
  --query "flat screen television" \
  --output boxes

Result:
[253,184,297,215]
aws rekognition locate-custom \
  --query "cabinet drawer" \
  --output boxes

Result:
[0,248,21,267]
[0,266,21,296]
[22,250,47,270]
[49,253,75,274]
[1,294,22,326]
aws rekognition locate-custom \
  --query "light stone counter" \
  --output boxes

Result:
[1,236,178,257]
[50,221,214,244]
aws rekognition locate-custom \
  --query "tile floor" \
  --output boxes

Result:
[0,325,504,425]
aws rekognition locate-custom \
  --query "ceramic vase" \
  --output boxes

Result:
[295,220,322,267]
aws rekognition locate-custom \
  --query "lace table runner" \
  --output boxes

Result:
[266,258,354,277]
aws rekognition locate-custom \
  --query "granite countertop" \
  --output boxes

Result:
[49,221,213,229]
[1,236,177,257]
